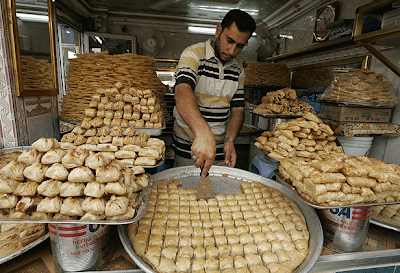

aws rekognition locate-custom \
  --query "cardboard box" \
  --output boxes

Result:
[319,104,393,123]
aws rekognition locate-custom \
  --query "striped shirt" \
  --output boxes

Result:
[172,38,245,160]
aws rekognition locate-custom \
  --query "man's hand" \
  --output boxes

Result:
[219,139,236,167]
[191,131,216,177]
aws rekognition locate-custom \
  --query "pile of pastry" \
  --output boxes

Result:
[257,113,400,206]
[60,51,168,122]
[244,63,291,87]
[279,153,400,206]
[0,223,46,257]
[128,178,309,273]
[20,56,53,89]
[252,88,315,116]
[0,137,151,221]
[81,82,163,129]
[61,125,164,167]
[291,67,335,88]
[255,112,342,161]
[319,69,397,105]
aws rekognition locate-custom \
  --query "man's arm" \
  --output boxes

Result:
[220,106,245,167]
[174,83,216,176]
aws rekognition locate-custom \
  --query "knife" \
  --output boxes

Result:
[196,162,216,200]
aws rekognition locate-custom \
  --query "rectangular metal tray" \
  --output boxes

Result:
[59,121,75,136]
[2,145,163,168]
[132,155,165,169]
[274,170,400,209]
[370,217,400,232]
[59,119,166,136]
[0,147,154,224]
[1,146,32,153]
[119,166,324,273]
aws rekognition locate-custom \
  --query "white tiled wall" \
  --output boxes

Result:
[368,48,400,164]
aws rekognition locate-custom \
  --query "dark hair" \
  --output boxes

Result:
[221,9,256,34]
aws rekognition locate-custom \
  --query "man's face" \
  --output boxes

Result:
[214,22,251,64]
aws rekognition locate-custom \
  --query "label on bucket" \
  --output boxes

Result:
[318,207,372,253]
[49,224,113,272]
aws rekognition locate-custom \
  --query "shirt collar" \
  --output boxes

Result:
[205,38,239,67]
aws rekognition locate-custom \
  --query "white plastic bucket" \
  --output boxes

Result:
[336,136,374,157]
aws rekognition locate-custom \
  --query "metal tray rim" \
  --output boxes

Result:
[1,146,32,152]
[59,121,75,135]
[0,233,49,264]
[250,111,302,119]
[119,166,323,273]
[370,217,400,232]
[238,124,261,136]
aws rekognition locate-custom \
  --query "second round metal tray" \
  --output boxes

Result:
[119,166,324,273]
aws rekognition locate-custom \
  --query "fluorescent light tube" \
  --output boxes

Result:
[16,13,48,23]
[94,36,103,44]
[188,26,216,35]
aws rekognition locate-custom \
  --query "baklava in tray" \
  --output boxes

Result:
[128,178,310,273]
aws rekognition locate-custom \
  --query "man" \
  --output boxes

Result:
[172,9,256,176]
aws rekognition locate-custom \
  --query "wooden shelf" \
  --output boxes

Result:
[354,25,400,44]
[353,0,400,77]
[265,36,352,62]
[20,50,51,56]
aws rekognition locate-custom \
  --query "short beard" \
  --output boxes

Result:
[214,37,223,63]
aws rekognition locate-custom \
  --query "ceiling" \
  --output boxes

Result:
[85,0,290,22]
[56,0,294,28]
[17,0,332,35]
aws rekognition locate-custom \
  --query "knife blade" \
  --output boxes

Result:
[196,163,216,200]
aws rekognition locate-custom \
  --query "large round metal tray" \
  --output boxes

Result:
[118,166,323,273]
[0,232,49,264]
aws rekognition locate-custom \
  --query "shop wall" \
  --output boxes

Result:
[0,1,59,147]
[23,96,59,144]
[368,47,400,165]
[98,24,259,63]
[0,0,29,148]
